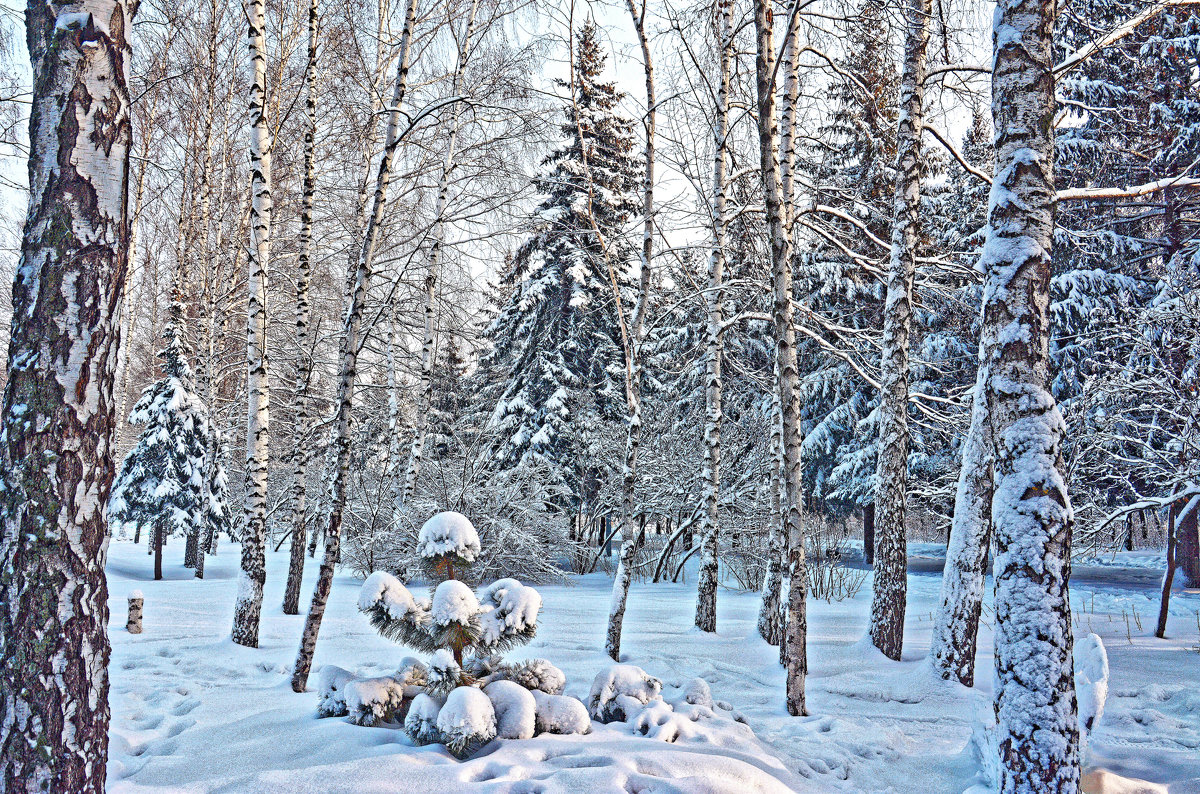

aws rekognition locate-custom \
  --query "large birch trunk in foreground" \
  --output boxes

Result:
[283,0,319,616]
[291,0,418,691]
[929,366,994,685]
[984,0,1080,785]
[869,0,931,661]
[695,0,733,635]
[232,0,274,648]
[753,0,807,716]
[603,0,656,662]
[0,5,134,790]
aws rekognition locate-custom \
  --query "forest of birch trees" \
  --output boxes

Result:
[0,0,1196,788]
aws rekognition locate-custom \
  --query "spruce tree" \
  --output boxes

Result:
[109,301,231,580]
[482,21,640,506]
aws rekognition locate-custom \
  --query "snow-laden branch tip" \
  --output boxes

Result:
[1056,172,1200,202]
[924,124,992,185]
[1097,482,1200,530]
[1054,0,1200,76]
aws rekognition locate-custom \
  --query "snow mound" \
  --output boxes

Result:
[682,677,713,708]
[588,664,664,723]
[484,680,536,740]
[316,665,356,718]
[437,686,497,758]
[505,658,566,694]
[418,511,481,562]
[432,579,480,626]
[1080,769,1168,794]
[531,690,591,735]
[1075,633,1109,737]
[404,692,444,746]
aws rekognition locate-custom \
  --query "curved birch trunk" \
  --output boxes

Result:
[291,0,419,691]
[984,0,1080,784]
[232,0,273,648]
[758,369,787,645]
[603,0,656,662]
[0,4,134,789]
[869,0,931,661]
[283,0,319,616]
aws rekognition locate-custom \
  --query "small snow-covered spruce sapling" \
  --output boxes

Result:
[355,512,592,757]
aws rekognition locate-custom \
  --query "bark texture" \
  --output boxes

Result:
[869,0,931,661]
[984,0,1080,785]
[232,0,273,648]
[0,4,134,790]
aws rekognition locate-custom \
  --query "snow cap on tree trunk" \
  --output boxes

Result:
[419,511,480,562]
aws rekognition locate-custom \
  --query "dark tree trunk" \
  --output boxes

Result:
[1177,497,1199,588]
[1156,502,1179,638]
[863,504,875,566]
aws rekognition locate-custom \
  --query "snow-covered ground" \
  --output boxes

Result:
[104,541,1200,793]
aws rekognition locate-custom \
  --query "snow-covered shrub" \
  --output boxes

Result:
[438,686,498,758]
[419,511,481,563]
[503,658,565,695]
[316,665,356,718]
[427,649,470,695]
[531,691,591,735]
[345,676,407,727]
[484,680,536,740]
[587,664,664,723]
[405,693,445,746]
[1075,633,1109,747]
[631,700,682,742]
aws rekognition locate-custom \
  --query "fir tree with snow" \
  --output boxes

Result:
[480,21,641,506]
[109,301,232,580]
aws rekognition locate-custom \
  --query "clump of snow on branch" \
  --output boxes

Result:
[418,511,481,563]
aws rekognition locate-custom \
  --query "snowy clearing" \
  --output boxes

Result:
[104,542,1200,792]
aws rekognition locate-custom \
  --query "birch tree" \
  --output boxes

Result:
[0,3,134,789]
[753,0,807,717]
[981,0,1080,783]
[868,0,932,661]
[695,0,733,634]
[283,0,320,616]
[292,0,419,691]
[232,0,274,648]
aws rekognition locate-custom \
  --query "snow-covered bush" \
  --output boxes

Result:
[501,658,565,695]
[484,680,536,740]
[587,664,664,723]
[404,693,444,746]
[345,676,407,727]
[437,686,497,758]
[531,690,591,735]
[316,665,356,718]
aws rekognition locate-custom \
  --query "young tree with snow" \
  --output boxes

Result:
[0,4,135,789]
[110,304,231,581]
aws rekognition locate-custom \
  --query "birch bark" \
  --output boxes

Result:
[0,4,134,789]
[232,0,273,648]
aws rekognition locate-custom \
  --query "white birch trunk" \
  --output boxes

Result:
[758,365,787,645]
[283,0,319,616]
[695,0,733,634]
[984,0,1080,784]
[232,0,273,648]
[292,0,418,691]
[929,366,994,685]
[754,0,807,716]
[604,0,656,662]
[868,0,931,661]
[0,3,134,788]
